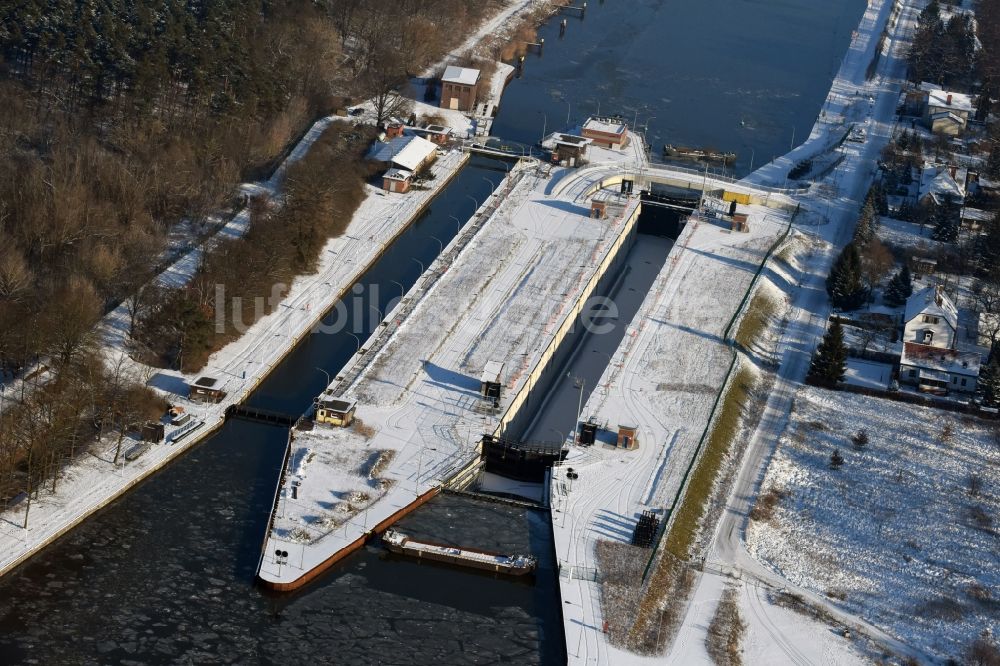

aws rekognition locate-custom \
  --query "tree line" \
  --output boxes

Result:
[0,0,508,503]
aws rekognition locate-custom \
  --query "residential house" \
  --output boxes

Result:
[903,285,959,347]
[918,163,967,207]
[898,286,982,394]
[581,116,630,150]
[899,343,980,394]
[440,66,480,112]
[920,85,976,135]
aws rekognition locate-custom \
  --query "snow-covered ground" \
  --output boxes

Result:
[747,386,1000,660]
[877,215,943,253]
[551,204,790,665]
[667,0,949,663]
[843,358,894,389]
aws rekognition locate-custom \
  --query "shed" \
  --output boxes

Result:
[316,398,357,427]
[189,376,226,403]
[730,213,750,232]
[383,167,414,193]
[480,360,505,400]
[617,424,638,449]
[141,421,165,443]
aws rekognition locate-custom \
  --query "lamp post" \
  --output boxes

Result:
[411,257,425,275]
[482,177,495,196]
[428,235,444,254]
[568,372,584,442]
[315,367,331,386]
[369,304,383,326]
[550,428,566,445]
[347,332,361,352]
[466,194,479,211]
[449,215,463,235]
[565,100,572,127]
[390,280,405,300]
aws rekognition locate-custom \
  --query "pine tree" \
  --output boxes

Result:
[830,449,845,469]
[980,355,1000,406]
[884,264,913,307]
[854,198,878,246]
[826,243,867,310]
[808,319,848,387]
[852,430,869,449]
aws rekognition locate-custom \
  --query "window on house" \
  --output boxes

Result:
[952,376,958,384]
[909,369,917,378]
[961,378,967,386]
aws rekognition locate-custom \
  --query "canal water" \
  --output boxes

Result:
[492,0,869,177]
[0,1,868,663]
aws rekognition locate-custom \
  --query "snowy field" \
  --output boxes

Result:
[747,386,1000,660]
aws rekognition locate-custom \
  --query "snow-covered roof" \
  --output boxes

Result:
[582,116,627,136]
[481,360,504,384]
[368,135,438,172]
[904,286,959,331]
[383,167,413,182]
[924,88,974,114]
[442,66,480,86]
[919,165,966,204]
[900,342,981,377]
[962,207,994,223]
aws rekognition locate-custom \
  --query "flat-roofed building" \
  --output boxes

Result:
[581,116,629,149]
[440,66,481,112]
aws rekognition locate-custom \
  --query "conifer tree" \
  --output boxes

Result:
[980,355,1000,406]
[826,243,866,310]
[884,264,913,307]
[808,319,848,387]
[830,448,845,469]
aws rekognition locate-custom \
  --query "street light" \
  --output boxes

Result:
[550,428,566,445]
[466,194,479,211]
[565,100,572,127]
[411,257,425,274]
[347,332,361,352]
[449,215,463,235]
[568,371,584,442]
[369,304,383,325]
[315,367,331,386]
[428,235,444,254]
[482,177,495,196]
[390,279,405,300]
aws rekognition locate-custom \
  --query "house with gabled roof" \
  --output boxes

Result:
[898,286,982,394]
[903,285,958,348]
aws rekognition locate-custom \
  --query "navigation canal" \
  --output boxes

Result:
[0,0,867,663]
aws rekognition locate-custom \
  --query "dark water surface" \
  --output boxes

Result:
[0,1,867,662]
[492,0,868,176]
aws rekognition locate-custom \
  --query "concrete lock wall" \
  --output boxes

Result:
[493,201,642,443]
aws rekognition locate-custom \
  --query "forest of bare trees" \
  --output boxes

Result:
[0,0,506,505]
